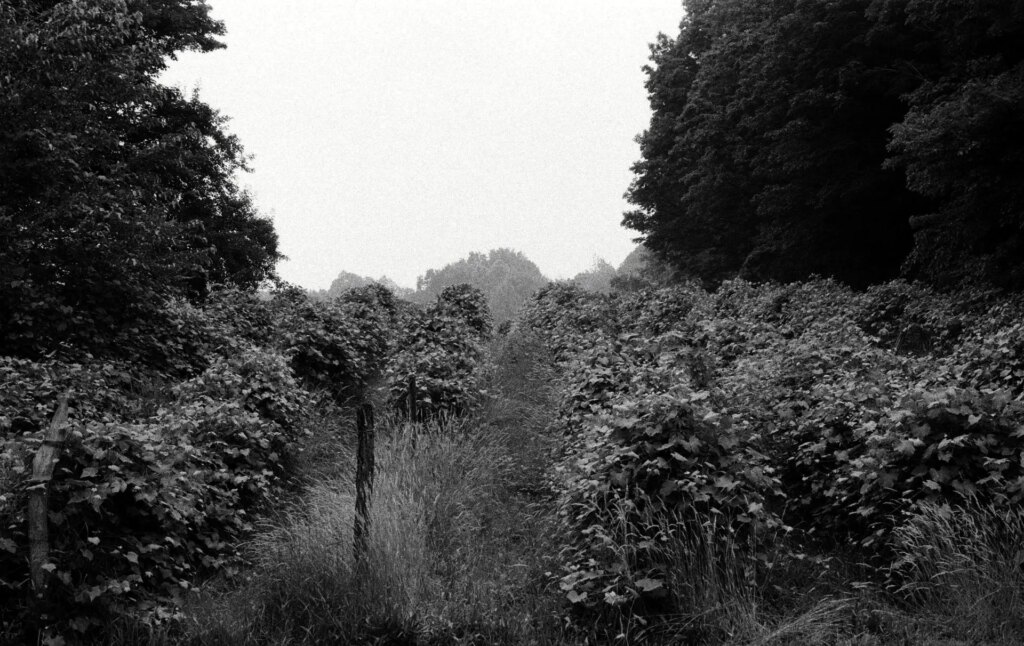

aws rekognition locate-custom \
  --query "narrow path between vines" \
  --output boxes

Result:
[169,332,570,646]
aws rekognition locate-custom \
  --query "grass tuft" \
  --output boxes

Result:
[887,499,1024,643]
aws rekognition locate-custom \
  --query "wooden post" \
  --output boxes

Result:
[28,393,70,595]
[407,374,417,422]
[26,393,70,643]
[353,403,375,560]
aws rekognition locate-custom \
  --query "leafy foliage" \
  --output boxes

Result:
[610,245,679,293]
[385,285,491,417]
[0,283,400,641]
[267,286,393,402]
[879,0,1024,288]
[519,279,1024,627]
[0,2,433,641]
[520,285,782,617]
[0,0,281,359]
[626,0,1024,289]
[0,350,310,640]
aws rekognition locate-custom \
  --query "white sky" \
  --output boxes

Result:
[161,1,683,290]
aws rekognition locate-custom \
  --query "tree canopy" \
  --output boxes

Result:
[0,0,281,357]
[315,271,411,301]
[413,248,549,323]
[569,258,617,293]
[625,0,1024,290]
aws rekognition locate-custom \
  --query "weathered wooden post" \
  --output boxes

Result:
[27,393,70,638]
[407,374,417,423]
[353,403,375,560]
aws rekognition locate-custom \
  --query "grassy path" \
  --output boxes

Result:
[156,333,570,645]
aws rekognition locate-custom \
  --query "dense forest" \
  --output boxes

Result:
[625,0,1024,290]
[2,1,1023,645]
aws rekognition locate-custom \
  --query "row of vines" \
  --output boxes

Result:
[517,279,1024,637]
[0,283,491,644]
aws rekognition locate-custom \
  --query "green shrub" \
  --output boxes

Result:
[0,349,312,641]
[520,277,1024,633]
[268,285,391,402]
[846,388,1024,544]
[946,299,1024,396]
[521,285,782,621]
[557,388,782,617]
[0,280,398,641]
[385,287,491,417]
[851,280,966,355]
[435,283,493,340]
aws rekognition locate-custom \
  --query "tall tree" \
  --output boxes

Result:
[0,0,280,356]
[875,0,1024,288]
[623,3,760,286]
[626,0,919,288]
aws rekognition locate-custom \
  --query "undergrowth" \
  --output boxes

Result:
[86,285,1024,646]
[128,332,568,646]
[519,280,1024,645]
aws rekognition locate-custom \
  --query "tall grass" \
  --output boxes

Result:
[583,498,1024,645]
[888,499,1024,644]
[152,330,570,646]
[569,497,853,645]
[577,495,1024,645]
[164,415,545,644]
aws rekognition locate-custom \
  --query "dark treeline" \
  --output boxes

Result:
[625,0,1024,290]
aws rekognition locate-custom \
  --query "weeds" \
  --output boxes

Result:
[887,499,1024,644]
[145,332,567,645]
[111,331,1024,646]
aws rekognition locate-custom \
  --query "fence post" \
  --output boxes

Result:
[27,392,70,639]
[353,403,375,560]
[407,375,417,423]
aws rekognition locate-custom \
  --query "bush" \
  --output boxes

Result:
[385,287,491,418]
[519,278,1024,634]
[435,283,492,340]
[0,283,397,642]
[521,284,782,623]
[267,285,392,402]
[0,349,313,641]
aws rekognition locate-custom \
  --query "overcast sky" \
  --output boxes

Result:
[161,1,683,290]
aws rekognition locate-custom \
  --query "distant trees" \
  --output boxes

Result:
[413,248,549,323]
[0,0,281,357]
[569,258,617,294]
[315,272,412,301]
[326,272,375,297]
[322,247,676,315]
[610,246,679,291]
[626,0,1024,290]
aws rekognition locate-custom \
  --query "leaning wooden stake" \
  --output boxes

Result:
[353,403,375,560]
[28,393,70,595]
